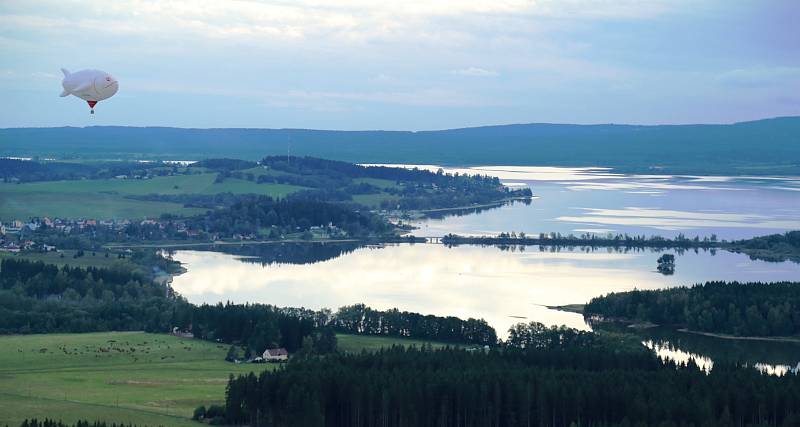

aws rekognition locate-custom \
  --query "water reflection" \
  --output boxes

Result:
[191,242,363,266]
[420,198,531,221]
[621,326,800,376]
[404,166,800,240]
[644,339,714,373]
[171,243,800,339]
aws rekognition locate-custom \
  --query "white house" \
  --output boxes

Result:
[262,348,289,362]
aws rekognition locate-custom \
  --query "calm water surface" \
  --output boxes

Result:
[171,166,800,373]
[398,166,800,240]
[171,243,800,334]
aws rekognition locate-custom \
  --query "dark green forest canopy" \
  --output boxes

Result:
[3,116,799,174]
[220,345,800,427]
[187,195,392,237]
[585,281,800,337]
[0,158,170,182]
[728,231,800,263]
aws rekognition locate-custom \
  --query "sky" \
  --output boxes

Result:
[0,0,798,130]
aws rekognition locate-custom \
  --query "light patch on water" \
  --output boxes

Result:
[625,190,664,195]
[572,228,617,234]
[564,181,743,192]
[363,164,623,181]
[171,245,664,335]
[557,207,800,231]
[644,340,714,372]
[644,340,799,376]
[753,362,800,376]
[171,244,800,338]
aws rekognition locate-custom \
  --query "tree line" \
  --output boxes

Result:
[0,158,169,183]
[442,232,720,248]
[728,231,800,263]
[332,304,497,345]
[0,259,496,351]
[187,195,391,238]
[220,330,800,427]
[0,258,183,334]
[258,156,532,210]
[585,281,800,336]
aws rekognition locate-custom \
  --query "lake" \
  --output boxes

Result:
[396,166,800,240]
[170,166,800,373]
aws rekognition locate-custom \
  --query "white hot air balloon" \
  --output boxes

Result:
[60,68,119,114]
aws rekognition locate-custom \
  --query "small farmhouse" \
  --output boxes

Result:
[262,348,289,362]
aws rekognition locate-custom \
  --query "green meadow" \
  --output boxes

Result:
[0,173,306,221]
[335,333,460,353]
[0,332,451,427]
[0,250,140,271]
[0,332,269,426]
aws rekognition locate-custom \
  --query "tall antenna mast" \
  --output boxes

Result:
[287,134,290,164]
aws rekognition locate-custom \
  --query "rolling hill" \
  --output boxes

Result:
[2,116,799,174]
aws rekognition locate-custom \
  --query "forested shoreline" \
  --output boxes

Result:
[441,231,800,264]
[0,259,497,351]
[585,281,800,337]
[216,325,800,427]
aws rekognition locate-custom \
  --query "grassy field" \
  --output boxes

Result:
[0,173,306,221]
[0,192,205,222]
[0,250,140,271]
[0,332,271,427]
[335,333,463,352]
[0,332,454,427]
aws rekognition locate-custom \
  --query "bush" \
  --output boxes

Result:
[192,405,206,420]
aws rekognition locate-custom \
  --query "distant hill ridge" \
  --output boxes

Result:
[1,116,799,174]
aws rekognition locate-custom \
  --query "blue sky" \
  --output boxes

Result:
[0,0,798,130]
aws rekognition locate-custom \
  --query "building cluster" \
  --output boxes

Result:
[1,217,137,235]
[1,215,347,251]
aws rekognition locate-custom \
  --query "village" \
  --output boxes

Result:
[0,214,349,254]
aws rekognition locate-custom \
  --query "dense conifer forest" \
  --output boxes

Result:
[0,258,183,333]
[585,281,800,336]
[333,304,497,345]
[220,335,800,427]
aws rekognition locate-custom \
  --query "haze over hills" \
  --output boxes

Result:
[1,116,799,175]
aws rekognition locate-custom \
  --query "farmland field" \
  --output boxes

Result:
[0,173,306,221]
[335,333,461,353]
[0,332,450,427]
[0,332,272,427]
[0,250,141,271]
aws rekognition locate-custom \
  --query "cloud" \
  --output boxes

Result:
[0,0,677,47]
[717,66,800,88]
[31,71,59,79]
[1,0,796,128]
[452,67,498,77]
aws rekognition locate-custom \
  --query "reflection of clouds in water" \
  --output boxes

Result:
[172,245,662,335]
[754,362,800,376]
[644,340,799,376]
[364,164,623,181]
[558,207,800,231]
[565,181,743,192]
[365,165,800,195]
[173,244,800,338]
[644,340,713,372]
